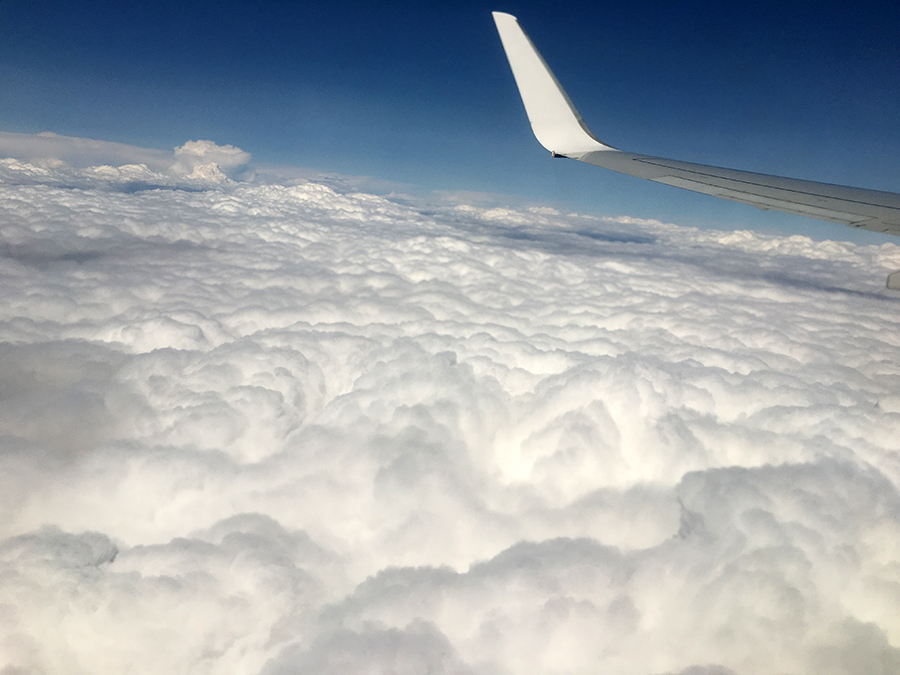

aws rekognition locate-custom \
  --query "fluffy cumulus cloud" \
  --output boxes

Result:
[1,138,900,675]
[0,132,251,189]
[170,139,252,179]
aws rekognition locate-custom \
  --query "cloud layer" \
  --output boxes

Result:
[1,141,900,675]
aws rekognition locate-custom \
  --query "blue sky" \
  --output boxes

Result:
[2,0,900,242]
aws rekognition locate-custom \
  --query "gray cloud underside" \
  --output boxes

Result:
[1,157,900,675]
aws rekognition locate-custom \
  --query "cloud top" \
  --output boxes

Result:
[171,139,252,179]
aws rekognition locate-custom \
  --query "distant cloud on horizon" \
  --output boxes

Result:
[0,131,252,184]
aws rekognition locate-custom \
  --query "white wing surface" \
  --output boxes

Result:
[492,11,900,238]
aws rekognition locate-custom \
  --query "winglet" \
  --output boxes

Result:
[492,11,615,157]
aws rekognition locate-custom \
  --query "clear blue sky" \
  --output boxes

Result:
[2,0,899,242]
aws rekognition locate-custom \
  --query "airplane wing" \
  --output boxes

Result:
[492,11,900,239]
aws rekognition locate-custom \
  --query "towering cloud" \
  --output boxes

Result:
[0,132,251,186]
[170,139,252,180]
[1,142,899,675]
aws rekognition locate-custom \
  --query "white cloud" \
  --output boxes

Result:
[1,142,899,675]
[171,139,252,177]
[0,132,252,188]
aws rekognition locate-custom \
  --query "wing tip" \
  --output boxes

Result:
[492,10,613,156]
